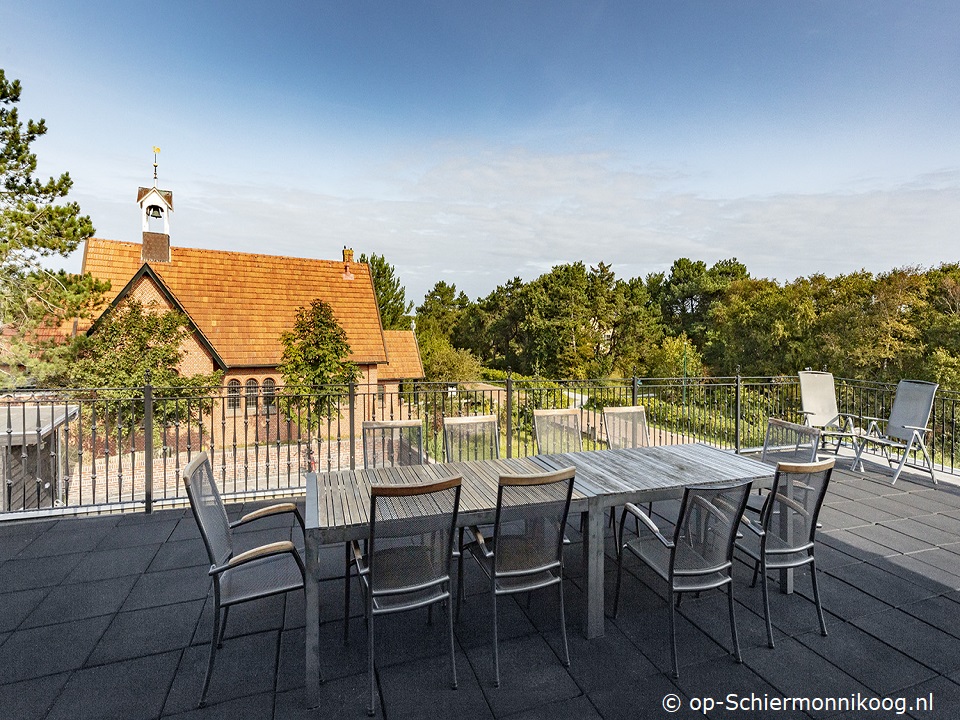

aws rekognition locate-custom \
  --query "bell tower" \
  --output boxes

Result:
[137,146,174,263]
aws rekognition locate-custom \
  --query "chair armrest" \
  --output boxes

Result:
[772,492,810,518]
[903,424,931,434]
[739,514,764,537]
[231,502,305,532]
[349,540,369,575]
[464,525,494,559]
[623,503,673,548]
[211,540,297,574]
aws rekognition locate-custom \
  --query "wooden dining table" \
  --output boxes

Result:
[303,443,773,708]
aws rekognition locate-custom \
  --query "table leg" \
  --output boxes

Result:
[582,497,606,639]
[304,530,321,708]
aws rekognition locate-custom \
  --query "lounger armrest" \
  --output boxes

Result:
[623,503,673,548]
[231,502,305,532]
[903,424,931,434]
[212,540,297,574]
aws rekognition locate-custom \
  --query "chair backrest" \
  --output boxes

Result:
[493,467,576,578]
[885,380,938,443]
[760,418,821,465]
[183,451,233,568]
[533,409,583,454]
[798,371,841,429]
[443,414,500,462]
[672,479,752,578]
[362,419,424,468]
[603,406,651,449]
[760,459,834,549]
[367,477,462,595]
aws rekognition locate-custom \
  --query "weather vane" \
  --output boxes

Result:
[152,146,161,184]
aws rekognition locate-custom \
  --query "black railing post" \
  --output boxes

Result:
[143,370,154,514]
[506,371,513,458]
[735,366,742,454]
[632,375,638,407]
[348,381,356,470]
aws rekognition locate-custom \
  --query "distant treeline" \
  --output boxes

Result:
[412,258,960,390]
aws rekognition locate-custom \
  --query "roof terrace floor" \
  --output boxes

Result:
[2,454,960,719]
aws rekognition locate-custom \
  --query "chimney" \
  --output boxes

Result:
[342,246,355,280]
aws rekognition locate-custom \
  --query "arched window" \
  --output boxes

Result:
[245,379,259,413]
[263,378,276,411]
[227,379,242,410]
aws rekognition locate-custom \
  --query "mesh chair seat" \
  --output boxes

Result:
[466,537,562,594]
[368,545,450,613]
[219,552,306,606]
[625,535,734,593]
[734,528,813,569]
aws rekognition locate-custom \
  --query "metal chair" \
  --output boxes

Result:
[443,414,500,462]
[760,418,821,466]
[362,419,424,467]
[532,408,583,454]
[458,466,576,687]
[852,379,938,484]
[603,405,651,450]
[182,452,305,708]
[347,476,462,716]
[613,478,753,679]
[736,458,834,648]
[798,370,862,456]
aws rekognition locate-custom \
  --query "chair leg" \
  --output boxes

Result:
[199,603,222,708]
[367,604,376,716]
[810,556,828,637]
[727,581,742,663]
[491,589,501,688]
[759,557,774,649]
[447,591,458,690]
[558,575,570,668]
[668,589,679,679]
[217,606,229,648]
[344,542,352,645]
[750,558,761,588]
[613,544,625,617]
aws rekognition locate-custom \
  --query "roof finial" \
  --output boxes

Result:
[152,146,161,186]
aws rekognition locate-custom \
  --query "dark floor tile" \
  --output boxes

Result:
[819,529,900,561]
[378,647,492,720]
[465,634,580,717]
[0,615,112,684]
[191,593,288,646]
[89,599,205,666]
[95,517,179,550]
[66,543,161,583]
[46,650,180,720]
[827,561,937,607]
[17,516,119,558]
[123,566,212,611]
[275,675,370,719]
[903,675,960,719]
[146,537,207,573]
[852,607,960,674]
[163,630,280,715]
[163,690,275,719]
[506,695,600,720]
[0,671,70,720]
[588,673,693,720]
[830,499,902,525]
[847,524,934,555]
[1,551,85,592]
[900,595,960,640]
[21,575,138,628]
[543,621,658,693]
[168,516,202,542]
[818,505,872,532]
[796,622,935,696]
[0,587,50,633]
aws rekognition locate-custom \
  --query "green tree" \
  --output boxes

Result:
[278,299,359,420]
[0,70,106,385]
[359,252,412,330]
[417,326,483,381]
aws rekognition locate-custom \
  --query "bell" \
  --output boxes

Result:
[146,205,163,219]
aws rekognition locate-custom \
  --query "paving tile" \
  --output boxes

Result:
[826,561,937,607]
[864,554,960,594]
[65,543,161,583]
[274,676,370,720]
[95,517,178,550]
[900,595,960,640]
[89,599,205,665]
[163,690,275,719]
[0,587,50,633]
[506,695,601,720]
[796,622,935,696]
[0,670,70,720]
[902,675,960,719]
[851,607,960,674]
[46,650,180,720]
[1,551,85,592]
[17,516,119,558]
[163,630,280,715]
[465,634,581,717]
[847,524,934,555]
[0,615,112,684]
[818,529,901,561]
[146,537,207,573]
[378,646,492,720]
[21,575,139,628]
[588,673,692,720]
[123,566,212,611]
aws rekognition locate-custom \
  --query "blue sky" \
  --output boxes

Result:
[3,1,959,303]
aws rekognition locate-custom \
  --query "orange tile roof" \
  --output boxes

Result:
[81,238,387,368]
[379,330,424,380]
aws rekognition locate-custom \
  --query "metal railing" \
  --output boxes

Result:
[3,374,957,518]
